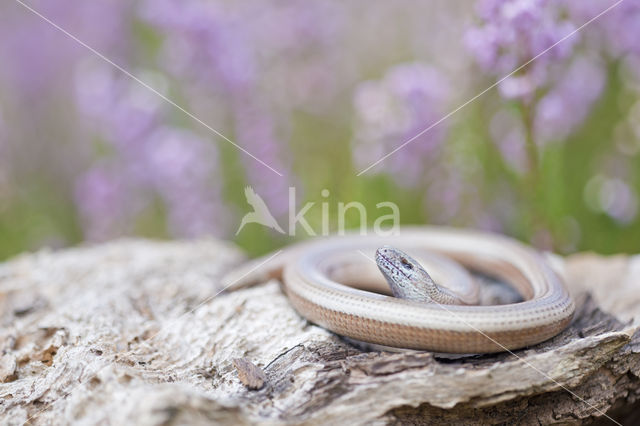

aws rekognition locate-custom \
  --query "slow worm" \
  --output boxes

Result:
[223,227,575,353]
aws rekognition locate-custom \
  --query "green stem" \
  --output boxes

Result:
[520,101,547,244]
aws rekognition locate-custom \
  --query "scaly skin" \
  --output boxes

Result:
[375,245,466,305]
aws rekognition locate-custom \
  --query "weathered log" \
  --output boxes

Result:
[0,240,638,425]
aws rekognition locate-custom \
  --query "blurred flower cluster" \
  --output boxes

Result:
[0,0,639,257]
[463,0,640,248]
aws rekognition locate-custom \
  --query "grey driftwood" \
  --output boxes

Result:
[0,239,639,425]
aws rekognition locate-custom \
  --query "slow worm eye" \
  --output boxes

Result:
[401,258,413,269]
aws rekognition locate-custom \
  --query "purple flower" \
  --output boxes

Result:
[232,103,293,218]
[140,0,255,93]
[74,64,163,154]
[534,55,606,145]
[467,0,613,160]
[465,0,578,100]
[352,63,451,186]
[139,0,318,218]
[75,126,229,240]
[147,127,228,237]
[74,164,139,241]
[74,66,229,240]
[567,0,640,58]
[0,0,129,98]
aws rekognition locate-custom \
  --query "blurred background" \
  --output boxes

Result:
[0,0,639,259]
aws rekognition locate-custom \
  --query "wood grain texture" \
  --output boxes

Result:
[0,240,639,425]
